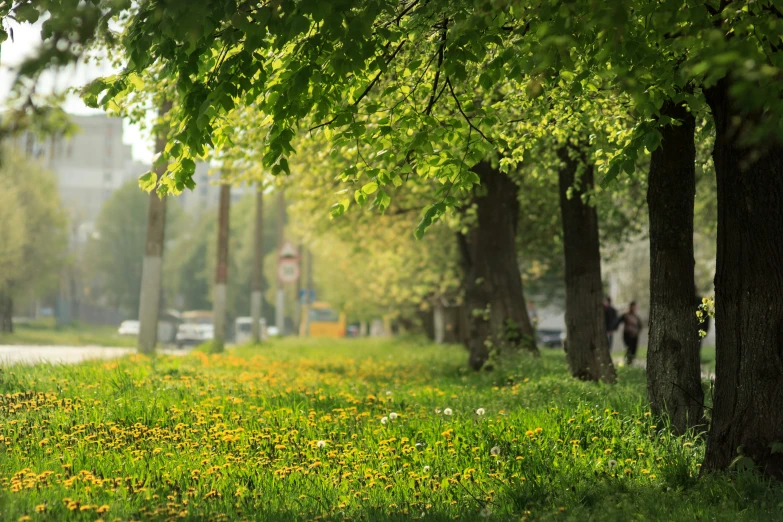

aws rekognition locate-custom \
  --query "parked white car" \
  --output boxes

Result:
[235,317,267,344]
[175,323,214,348]
[118,320,140,336]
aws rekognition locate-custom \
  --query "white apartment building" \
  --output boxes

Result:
[18,114,147,240]
[18,113,251,233]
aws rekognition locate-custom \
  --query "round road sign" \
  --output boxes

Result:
[277,258,300,283]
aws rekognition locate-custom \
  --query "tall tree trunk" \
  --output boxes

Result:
[137,101,172,355]
[557,148,616,383]
[433,299,446,344]
[646,101,704,434]
[0,293,13,333]
[275,191,286,335]
[458,162,537,370]
[703,79,783,478]
[251,183,264,344]
[212,183,231,353]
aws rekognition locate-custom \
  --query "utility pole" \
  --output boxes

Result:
[137,100,172,354]
[275,190,285,335]
[251,183,264,344]
[212,182,231,353]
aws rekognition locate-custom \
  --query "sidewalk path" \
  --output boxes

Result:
[0,345,187,365]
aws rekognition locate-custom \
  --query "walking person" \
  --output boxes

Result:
[604,297,618,350]
[615,301,642,366]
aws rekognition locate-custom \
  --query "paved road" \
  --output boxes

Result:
[0,345,187,365]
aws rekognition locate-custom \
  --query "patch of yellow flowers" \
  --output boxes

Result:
[1,345,682,520]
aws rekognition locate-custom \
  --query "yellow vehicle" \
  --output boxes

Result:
[302,302,346,338]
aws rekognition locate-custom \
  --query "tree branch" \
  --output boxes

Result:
[424,18,448,116]
[309,40,407,132]
[384,0,421,28]
[446,78,493,144]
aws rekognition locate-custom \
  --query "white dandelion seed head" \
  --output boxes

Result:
[480,506,492,518]
[490,445,501,456]
[608,459,618,469]
[381,416,388,425]
[443,408,453,416]
[385,390,392,396]
[389,412,398,420]
[423,465,431,473]
[317,440,326,448]
[476,408,485,416]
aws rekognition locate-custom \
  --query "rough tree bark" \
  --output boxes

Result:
[646,101,704,434]
[458,161,538,370]
[212,183,231,353]
[557,148,616,383]
[702,79,783,478]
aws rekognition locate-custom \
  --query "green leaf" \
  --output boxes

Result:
[362,181,378,194]
[127,73,144,91]
[279,158,290,176]
[644,129,663,153]
[414,204,443,239]
[599,163,620,188]
[330,202,345,218]
[14,4,39,23]
[375,189,391,212]
[138,171,158,192]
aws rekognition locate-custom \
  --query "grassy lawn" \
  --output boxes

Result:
[1,339,780,521]
[0,319,135,348]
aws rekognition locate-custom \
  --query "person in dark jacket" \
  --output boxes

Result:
[615,301,642,365]
[604,297,618,350]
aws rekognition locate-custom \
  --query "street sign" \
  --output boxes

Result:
[298,289,316,303]
[279,240,299,261]
[278,258,300,283]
